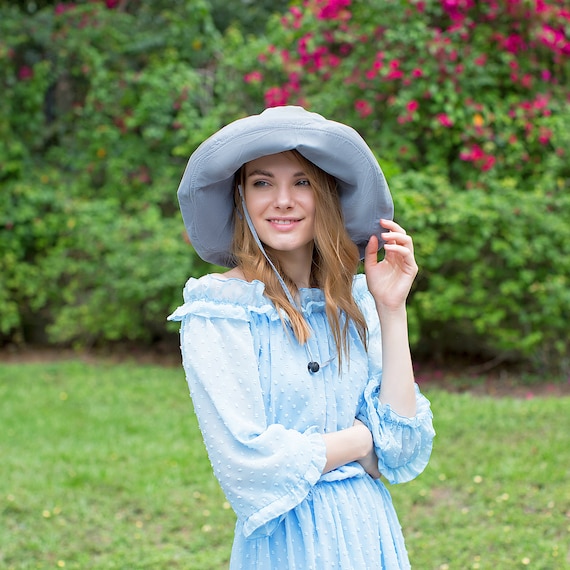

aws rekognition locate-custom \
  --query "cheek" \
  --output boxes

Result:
[244,192,265,213]
[306,195,317,218]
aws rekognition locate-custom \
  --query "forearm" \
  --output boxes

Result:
[376,304,417,418]
[321,422,372,474]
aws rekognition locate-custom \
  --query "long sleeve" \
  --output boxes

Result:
[353,275,435,484]
[173,304,327,538]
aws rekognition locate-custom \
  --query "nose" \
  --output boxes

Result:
[274,184,295,208]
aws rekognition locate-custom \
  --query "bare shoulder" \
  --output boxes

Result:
[211,267,247,281]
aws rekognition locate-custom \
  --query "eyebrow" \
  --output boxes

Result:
[247,169,306,178]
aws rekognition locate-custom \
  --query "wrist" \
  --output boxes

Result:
[350,423,374,461]
[375,302,407,322]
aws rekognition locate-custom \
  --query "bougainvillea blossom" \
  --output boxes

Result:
[314,0,352,21]
[249,0,567,183]
[355,99,372,118]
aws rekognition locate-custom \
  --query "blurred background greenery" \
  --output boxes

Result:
[1,0,568,376]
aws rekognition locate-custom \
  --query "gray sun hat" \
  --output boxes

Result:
[177,106,393,267]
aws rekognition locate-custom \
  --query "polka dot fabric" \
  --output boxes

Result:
[168,274,435,569]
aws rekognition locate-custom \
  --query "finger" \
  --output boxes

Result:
[380,218,407,235]
[383,231,414,251]
[364,234,379,268]
[383,243,418,273]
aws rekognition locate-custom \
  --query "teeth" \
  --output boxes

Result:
[271,219,296,224]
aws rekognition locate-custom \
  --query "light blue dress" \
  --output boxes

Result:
[168,273,435,569]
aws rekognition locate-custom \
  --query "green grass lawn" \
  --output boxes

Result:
[1,360,568,569]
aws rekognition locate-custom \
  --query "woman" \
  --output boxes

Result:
[169,106,435,569]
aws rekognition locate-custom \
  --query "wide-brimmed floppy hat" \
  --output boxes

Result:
[177,105,393,267]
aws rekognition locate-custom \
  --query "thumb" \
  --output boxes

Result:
[364,235,379,270]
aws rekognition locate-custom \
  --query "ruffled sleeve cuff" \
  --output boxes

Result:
[242,428,327,539]
[358,382,435,485]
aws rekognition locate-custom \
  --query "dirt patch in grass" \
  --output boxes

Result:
[414,359,570,398]
[1,343,569,398]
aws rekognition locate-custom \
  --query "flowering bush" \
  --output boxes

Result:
[244,0,569,185]
[222,0,570,372]
[1,0,569,372]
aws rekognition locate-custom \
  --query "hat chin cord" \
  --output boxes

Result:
[237,185,332,374]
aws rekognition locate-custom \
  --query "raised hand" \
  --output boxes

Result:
[364,219,418,312]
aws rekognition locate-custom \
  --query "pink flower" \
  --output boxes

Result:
[539,25,570,55]
[54,2,75,15]
[407,100,419,112]
[290,6,302,18]
[244,71,263,84]
[460,144,496,172]
[18,66,33,80]
[316,0,352,20]
[264,86,289,108]
[412,67,424,77]
[474,54,487,66]
[288,72,301,91]
[441,0,475,21]
[538,127,553,145]
[327,54,341,68]
[355,99,372,118]
[436,113,454,127]
[386,70,403,80]
[481,155,496,171]
[503,34,526,54]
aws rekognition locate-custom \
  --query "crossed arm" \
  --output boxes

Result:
[321,219,418,478]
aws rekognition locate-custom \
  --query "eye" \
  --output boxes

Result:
[252,179,270,188]
[296,179,311,186]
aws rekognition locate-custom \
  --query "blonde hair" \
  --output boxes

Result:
[232,150,368,367]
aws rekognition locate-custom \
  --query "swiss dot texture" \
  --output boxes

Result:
[168,274,435,569]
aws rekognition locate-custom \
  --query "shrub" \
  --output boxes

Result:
[2,0,569,373]
[0,0,221,345]
[220,0,570,372]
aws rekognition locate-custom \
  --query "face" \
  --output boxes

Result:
[243,152,316,262]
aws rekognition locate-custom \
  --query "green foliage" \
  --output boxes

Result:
[1,0,569,373]
[0,1,221,345]
[219,0,570,372]
[209,0,290,32]
[391,166,570,371]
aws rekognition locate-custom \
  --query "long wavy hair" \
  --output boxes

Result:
[232,150,368,367]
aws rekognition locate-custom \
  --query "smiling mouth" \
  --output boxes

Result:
[269,218,302,225]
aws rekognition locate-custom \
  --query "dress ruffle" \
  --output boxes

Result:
[168,275,328,323]
[243,428,327,539]
[358,381,435,484]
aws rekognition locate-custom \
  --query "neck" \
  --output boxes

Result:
[268,244,314,289]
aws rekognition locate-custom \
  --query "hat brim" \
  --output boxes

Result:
[177,106,393,267]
